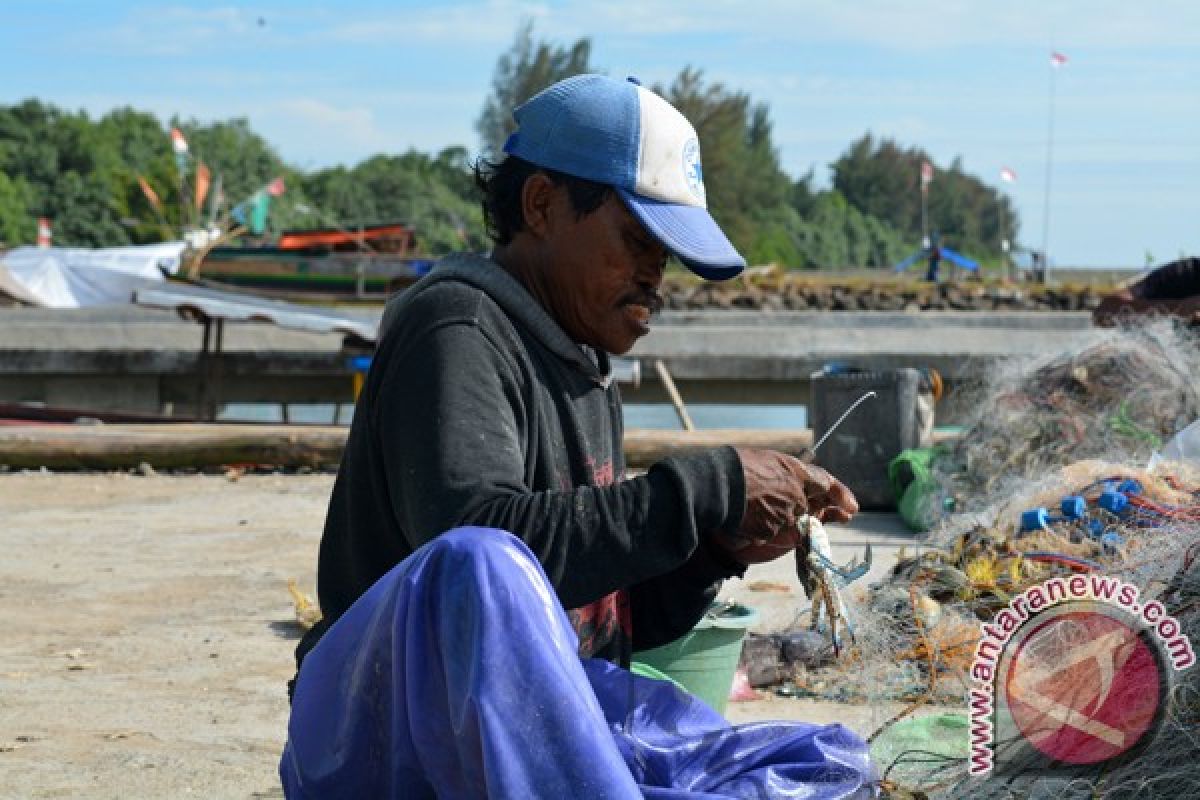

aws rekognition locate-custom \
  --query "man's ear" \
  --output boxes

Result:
[520,172,559,240]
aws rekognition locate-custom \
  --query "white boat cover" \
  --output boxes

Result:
[0,242,186,308]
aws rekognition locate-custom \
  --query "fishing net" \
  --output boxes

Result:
[940,319,1200,507]
[746,320,1200,798]
[856,461,1200,797]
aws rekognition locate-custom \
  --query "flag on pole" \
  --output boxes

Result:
[137,175,163,212]
[194,162,211,211]
[1050,51,1068,68]
[920,161,934,193]
[36,217,52,248]
[1000,167,1017,183]
[249,192,271,235]
[266,177,286,197]
[170,127,189,155]
[170,127,189,175]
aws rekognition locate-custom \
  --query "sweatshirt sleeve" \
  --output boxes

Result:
[373,320,745,611]
[629,533,747,652]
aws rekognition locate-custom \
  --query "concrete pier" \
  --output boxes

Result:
[628,310,1094,411]
[0,307,359,416]
[0,307,1095,417]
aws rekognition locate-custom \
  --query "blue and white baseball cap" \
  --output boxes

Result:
[503,74,746,280]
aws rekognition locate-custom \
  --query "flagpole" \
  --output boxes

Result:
[999,168,1016,280]
[999,199,1008,279]
[1040,54,1059,282]
[207,173,223,229]
[921,185,928,246]
[919,161,932,249]
[171,128,190,236]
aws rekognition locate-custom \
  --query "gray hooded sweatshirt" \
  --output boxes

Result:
[297,253,747,670]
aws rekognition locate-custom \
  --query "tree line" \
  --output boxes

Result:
[0,24,1018,270]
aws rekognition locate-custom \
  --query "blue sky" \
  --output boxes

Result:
[3,1,1197,268]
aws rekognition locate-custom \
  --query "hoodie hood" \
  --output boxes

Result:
[380,253,613,387]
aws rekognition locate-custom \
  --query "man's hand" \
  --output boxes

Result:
[715,448,858,565]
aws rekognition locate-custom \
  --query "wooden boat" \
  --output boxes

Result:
[186,222,436,301]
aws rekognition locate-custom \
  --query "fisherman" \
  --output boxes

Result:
[283,74,871,798]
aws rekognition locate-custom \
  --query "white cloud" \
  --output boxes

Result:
[275,99,388,147]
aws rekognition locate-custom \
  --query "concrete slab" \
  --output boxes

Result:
[631,311,1097,380]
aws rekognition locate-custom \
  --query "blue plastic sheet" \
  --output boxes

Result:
[893,246,978,273]
[282,527,876,798]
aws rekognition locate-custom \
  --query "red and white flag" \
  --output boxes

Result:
[170,127,189,155]
[1050,51,1068,68]
[920,161,934,193]
[1000,167,1017,183]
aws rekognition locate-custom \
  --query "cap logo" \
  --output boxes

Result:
[682,138,704,202]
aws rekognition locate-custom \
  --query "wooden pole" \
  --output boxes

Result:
[0,424,963,471]
[623,428,812,467]
[654,359,695,432]
[0,424,349,470]
[0,425,819,471]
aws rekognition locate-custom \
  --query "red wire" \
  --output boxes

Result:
[1022,552,1101,572]
[1127,494,1200,516]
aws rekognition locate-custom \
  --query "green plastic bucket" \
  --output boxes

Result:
[632,602,759,715]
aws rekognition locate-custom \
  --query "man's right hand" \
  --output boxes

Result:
[715,447,858,564]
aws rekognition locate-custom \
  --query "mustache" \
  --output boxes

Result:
[621,290,665,314]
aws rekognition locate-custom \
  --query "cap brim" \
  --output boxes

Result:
[617,189,745,280]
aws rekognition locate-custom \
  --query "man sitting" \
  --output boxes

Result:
[283,74,873,798]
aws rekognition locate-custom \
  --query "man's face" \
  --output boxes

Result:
[538,188,668,355]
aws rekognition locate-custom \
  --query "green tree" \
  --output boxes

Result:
[48,170,129,246]
[0,101,138,247]
[831,134,1018,259]
[791,169,818,217]
[789,191,910,269]
[0,170,33,246]
[96,107,179,243]
[476,21,595,158]
[302,150,486,256]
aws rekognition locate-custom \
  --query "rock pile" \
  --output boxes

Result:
[660,276,1106,312]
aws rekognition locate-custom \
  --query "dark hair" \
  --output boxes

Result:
[473,155,612,246]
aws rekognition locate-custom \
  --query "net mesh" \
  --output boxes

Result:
[763,320,1200,797]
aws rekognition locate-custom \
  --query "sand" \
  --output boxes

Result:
[1,472,325,799]
[0,472,923,798]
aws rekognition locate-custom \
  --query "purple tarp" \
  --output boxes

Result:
[282,527,876,798]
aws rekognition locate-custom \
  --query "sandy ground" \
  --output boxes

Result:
[0,472,934,798]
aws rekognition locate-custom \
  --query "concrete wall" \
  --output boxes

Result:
[0,307,1096,419]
